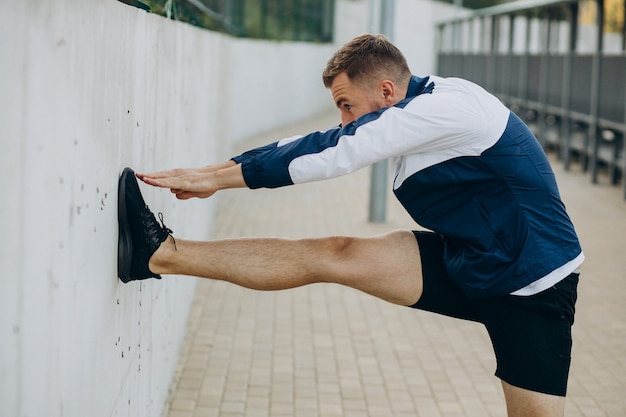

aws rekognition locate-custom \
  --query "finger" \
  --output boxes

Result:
[139,176,178,189]
[138,176,162,186]
[175,191,195,200]
[138,168,186,180]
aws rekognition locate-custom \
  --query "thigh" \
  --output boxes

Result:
[501,380,565,417]
[478,273,579,397]
[325,230,424,306]
[408,231,481,321]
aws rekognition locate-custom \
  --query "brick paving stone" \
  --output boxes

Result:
[163,111,626,416]
[168,412,193,417]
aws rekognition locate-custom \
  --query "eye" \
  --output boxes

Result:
[344,104,353,112]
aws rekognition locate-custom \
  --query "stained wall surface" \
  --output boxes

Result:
[0,2,335,417]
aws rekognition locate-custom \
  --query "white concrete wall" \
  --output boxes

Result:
[0,1,459,416]
[0,2,339,417]
[394,0,461,75]
[221,39,336,146]
[336,0,463,76]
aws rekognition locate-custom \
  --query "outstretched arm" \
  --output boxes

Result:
[137,161,247,200]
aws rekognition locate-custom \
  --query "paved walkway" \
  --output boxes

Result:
[164,111,626,417]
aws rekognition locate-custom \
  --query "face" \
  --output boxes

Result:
[330,72,388,127]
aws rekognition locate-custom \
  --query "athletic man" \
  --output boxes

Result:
[118,34,583,416]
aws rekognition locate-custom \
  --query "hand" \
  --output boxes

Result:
[137,168,219,200]
[136,162,246,200]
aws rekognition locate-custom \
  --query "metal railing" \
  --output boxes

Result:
[436,0,626,200]
[121,0,335,42]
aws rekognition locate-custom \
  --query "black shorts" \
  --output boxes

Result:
[409,231,579,396]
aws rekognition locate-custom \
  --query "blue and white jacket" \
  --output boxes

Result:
[232,75,584,299]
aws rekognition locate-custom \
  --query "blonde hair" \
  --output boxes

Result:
[322,34,411,90]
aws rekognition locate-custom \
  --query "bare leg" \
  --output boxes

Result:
[501,380,565,417]
[149,230,423,306]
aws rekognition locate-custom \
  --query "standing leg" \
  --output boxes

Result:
[149,230,423,306]
[481,274,579,417]
[501,381,565,417]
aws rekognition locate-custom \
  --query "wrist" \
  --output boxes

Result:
[215,164,246,190]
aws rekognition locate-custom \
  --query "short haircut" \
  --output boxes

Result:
[322,34,411,90]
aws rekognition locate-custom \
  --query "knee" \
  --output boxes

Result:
[325,236,359,261]
[304,236,362,280]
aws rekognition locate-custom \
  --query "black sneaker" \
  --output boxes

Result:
[118,167,175,283]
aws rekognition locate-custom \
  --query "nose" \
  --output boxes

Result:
[341,112,355,128]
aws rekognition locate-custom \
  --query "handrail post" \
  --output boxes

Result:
[368,0,395,223]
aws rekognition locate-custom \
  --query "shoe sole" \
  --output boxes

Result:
[117,168,134,282]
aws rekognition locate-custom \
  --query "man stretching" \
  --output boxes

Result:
[118,34,583,417]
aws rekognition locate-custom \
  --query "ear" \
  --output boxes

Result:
[379,80,399,106]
